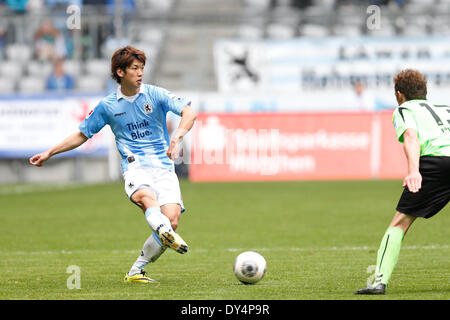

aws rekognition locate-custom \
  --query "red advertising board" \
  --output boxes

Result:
[189,111,405,182]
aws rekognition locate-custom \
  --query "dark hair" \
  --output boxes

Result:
[111,46,146,84]
[393,69,427,101]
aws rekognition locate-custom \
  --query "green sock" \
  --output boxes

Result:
[374,226,404,286]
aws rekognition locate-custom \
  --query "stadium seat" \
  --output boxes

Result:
[76,75,106,93]
[84,59,111,77]
[63,59,82,76]
[0,77,16,94]
[407,0,435,5]
[243,0,271,10]
[5,44,33,62]
[266,23,296,39]
[146,0,174,11]
[337,3,363,16]
[0,60,23,80]
[137,28,164,45]
[17,76,46,94]
[300,24,329,37]
[237,24,264,39]
[332,25,361,37]
[431,17,450,35]
[27,61,53,77]
[367,19,395,36]
[303,4,332,18]
[404,1,435,15]
[313,0,334,8]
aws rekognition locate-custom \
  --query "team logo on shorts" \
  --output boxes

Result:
[143,103,153,114]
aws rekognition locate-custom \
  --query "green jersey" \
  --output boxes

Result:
[393,99,450,156]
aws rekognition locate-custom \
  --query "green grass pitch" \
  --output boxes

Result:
[0,179,448,300]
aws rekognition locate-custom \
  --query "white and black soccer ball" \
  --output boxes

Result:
[233,251,266,284]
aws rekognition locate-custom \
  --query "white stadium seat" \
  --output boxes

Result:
[0,61,23,80]
[17,76,46,94]
[27,61,53,77]
[137,28,164,45]
[84,59,111,77]
[5,44,33,62]
[0,77,16,94]
[63,60,82,76]
[266,23,296,39]
[76,75,105,92]
[237,24,265,39]
[301,24,329,37]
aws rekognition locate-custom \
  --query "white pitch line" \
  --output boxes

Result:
[0,244,447,256]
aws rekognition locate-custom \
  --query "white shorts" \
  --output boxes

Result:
[123,167,185,212]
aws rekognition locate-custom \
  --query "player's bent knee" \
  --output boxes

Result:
[163,212,179,230]
[131,188,157,208]
[164,210,180,230]
[390,211,416,234]
[160,203,181,230]
[170,218,179,231]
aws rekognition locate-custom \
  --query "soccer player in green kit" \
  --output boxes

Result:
[356,69,450,294]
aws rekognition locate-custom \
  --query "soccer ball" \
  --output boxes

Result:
[233,251,266,284]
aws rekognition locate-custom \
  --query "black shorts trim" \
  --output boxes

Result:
[396,156,450,219]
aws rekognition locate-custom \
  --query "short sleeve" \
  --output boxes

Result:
[393,106,417,143]
[78,102,108,138]
[158,88,191,116]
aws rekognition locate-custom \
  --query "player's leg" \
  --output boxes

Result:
[124,188,169,282]
[131,188,173,232]
[159,203,188,254]
[375,212,416,285]
[151,168,189,254]
[161,203,182,231]
[357,157,450,294]
[124,168,173,232]
[125,232,167,283]
[132,188,188,254]
[355,211,416,294]
[389,210,416,233]
[123,170,172,282]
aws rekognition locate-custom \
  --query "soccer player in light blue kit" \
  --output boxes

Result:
[29,46,197,283]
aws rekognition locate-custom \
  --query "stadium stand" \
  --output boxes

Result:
[0,0,449,94]
[2,0,450,186]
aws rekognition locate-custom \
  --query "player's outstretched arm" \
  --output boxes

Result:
[29,131,89,167]
[402,128,422,193]
[167,106,196,160]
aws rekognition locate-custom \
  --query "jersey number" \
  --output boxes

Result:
[420,103,450,126]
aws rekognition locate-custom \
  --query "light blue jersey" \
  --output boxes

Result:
[79,84,190,173]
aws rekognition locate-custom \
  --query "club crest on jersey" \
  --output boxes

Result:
[143,103,153,114]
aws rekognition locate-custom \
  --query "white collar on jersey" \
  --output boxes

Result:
[116,84,144,102]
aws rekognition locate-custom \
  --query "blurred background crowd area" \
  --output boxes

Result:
[2,0,450,184]
[0,0,448,95]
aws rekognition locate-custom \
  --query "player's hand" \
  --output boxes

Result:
[402,170,422,193]
[166,138,181,161]
[29,151,50,167]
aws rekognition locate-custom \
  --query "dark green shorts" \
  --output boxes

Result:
[396,156,450,219]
